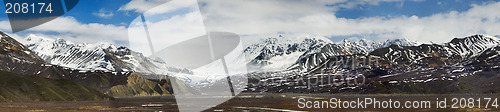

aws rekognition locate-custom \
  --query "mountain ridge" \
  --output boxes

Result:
[0,71,113,102]
[244,34,500,94]
[24,34,192,75]
[0,31,195,97]
[289,38,419,71]
[243,35,331,71]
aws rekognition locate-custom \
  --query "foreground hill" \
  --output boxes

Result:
[105,72,199,97]
[0,71,112,102]
[0,31,195,97]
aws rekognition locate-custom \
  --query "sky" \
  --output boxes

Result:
[1,0,500,53]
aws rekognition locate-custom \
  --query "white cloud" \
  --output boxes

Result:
[194,0,500,43]
[119,0,173,13]
[321,0,424,11]
[93,9,114,18]
[2,0,499,50]
[0,16,128,45]
[121,0,500,57]
[0,21,11,31]
[127,0,206,56]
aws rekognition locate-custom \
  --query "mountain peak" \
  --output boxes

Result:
[25,34,44,42]
[55,38,70,44]
[450,34,499,44]
[0,32,45,65]
[381,38,418,47]
[338,39,355,46]
[244,35,331,71]
[352,38,419,52]
[446,34,500,58]
[24,34,191,74]
[358,38,369,43]
[342,39,350,42]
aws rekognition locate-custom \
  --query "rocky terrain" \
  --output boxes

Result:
[6,29,500,98]
[0,31,194,99]
[0,71,112,102]
[244,35,500,94]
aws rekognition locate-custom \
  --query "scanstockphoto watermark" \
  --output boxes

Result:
[248,55,381,87]
[297,97,499,109]
[322,55,380,70]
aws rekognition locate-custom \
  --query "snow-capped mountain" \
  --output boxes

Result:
[243,35,332,71]
[0,32,46,75]
[446,35,500,58]
[0,31,195,97]
[0,33,44,64]
[288,38,419,71]
[355,38,419,51]
[0,32,133,92]
[467,45,500,69]
[24,34,191,75]
[368,34,500,69]
[23,33,422,75]
[243,34,500,94]
[288,39,368,71]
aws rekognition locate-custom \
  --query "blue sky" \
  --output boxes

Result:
[334,0,489,19]
[0,0,140,26]
[0,0,160,27]
[331,0,477,42]
[0,0,491,27]
[63,0,137,26]
[51,0,500,27]
[326,0,500,42]
[1,0,500,47]
[57,0,191,27]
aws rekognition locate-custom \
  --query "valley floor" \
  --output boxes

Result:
[0,96,179,112]
[0,93,499,112]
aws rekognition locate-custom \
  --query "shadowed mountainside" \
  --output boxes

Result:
[0,71,112,102]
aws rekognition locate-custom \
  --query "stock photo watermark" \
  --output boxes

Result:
[248,55,382,88]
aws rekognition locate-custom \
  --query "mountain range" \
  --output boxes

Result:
[24,34,192,75]
[245,34,500,94]
[243,35,419,72]
[20,33,427,94]
[2,29,500,100]
[0,31,198,101]
[22,33,421,76]
[0,32,113,101]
